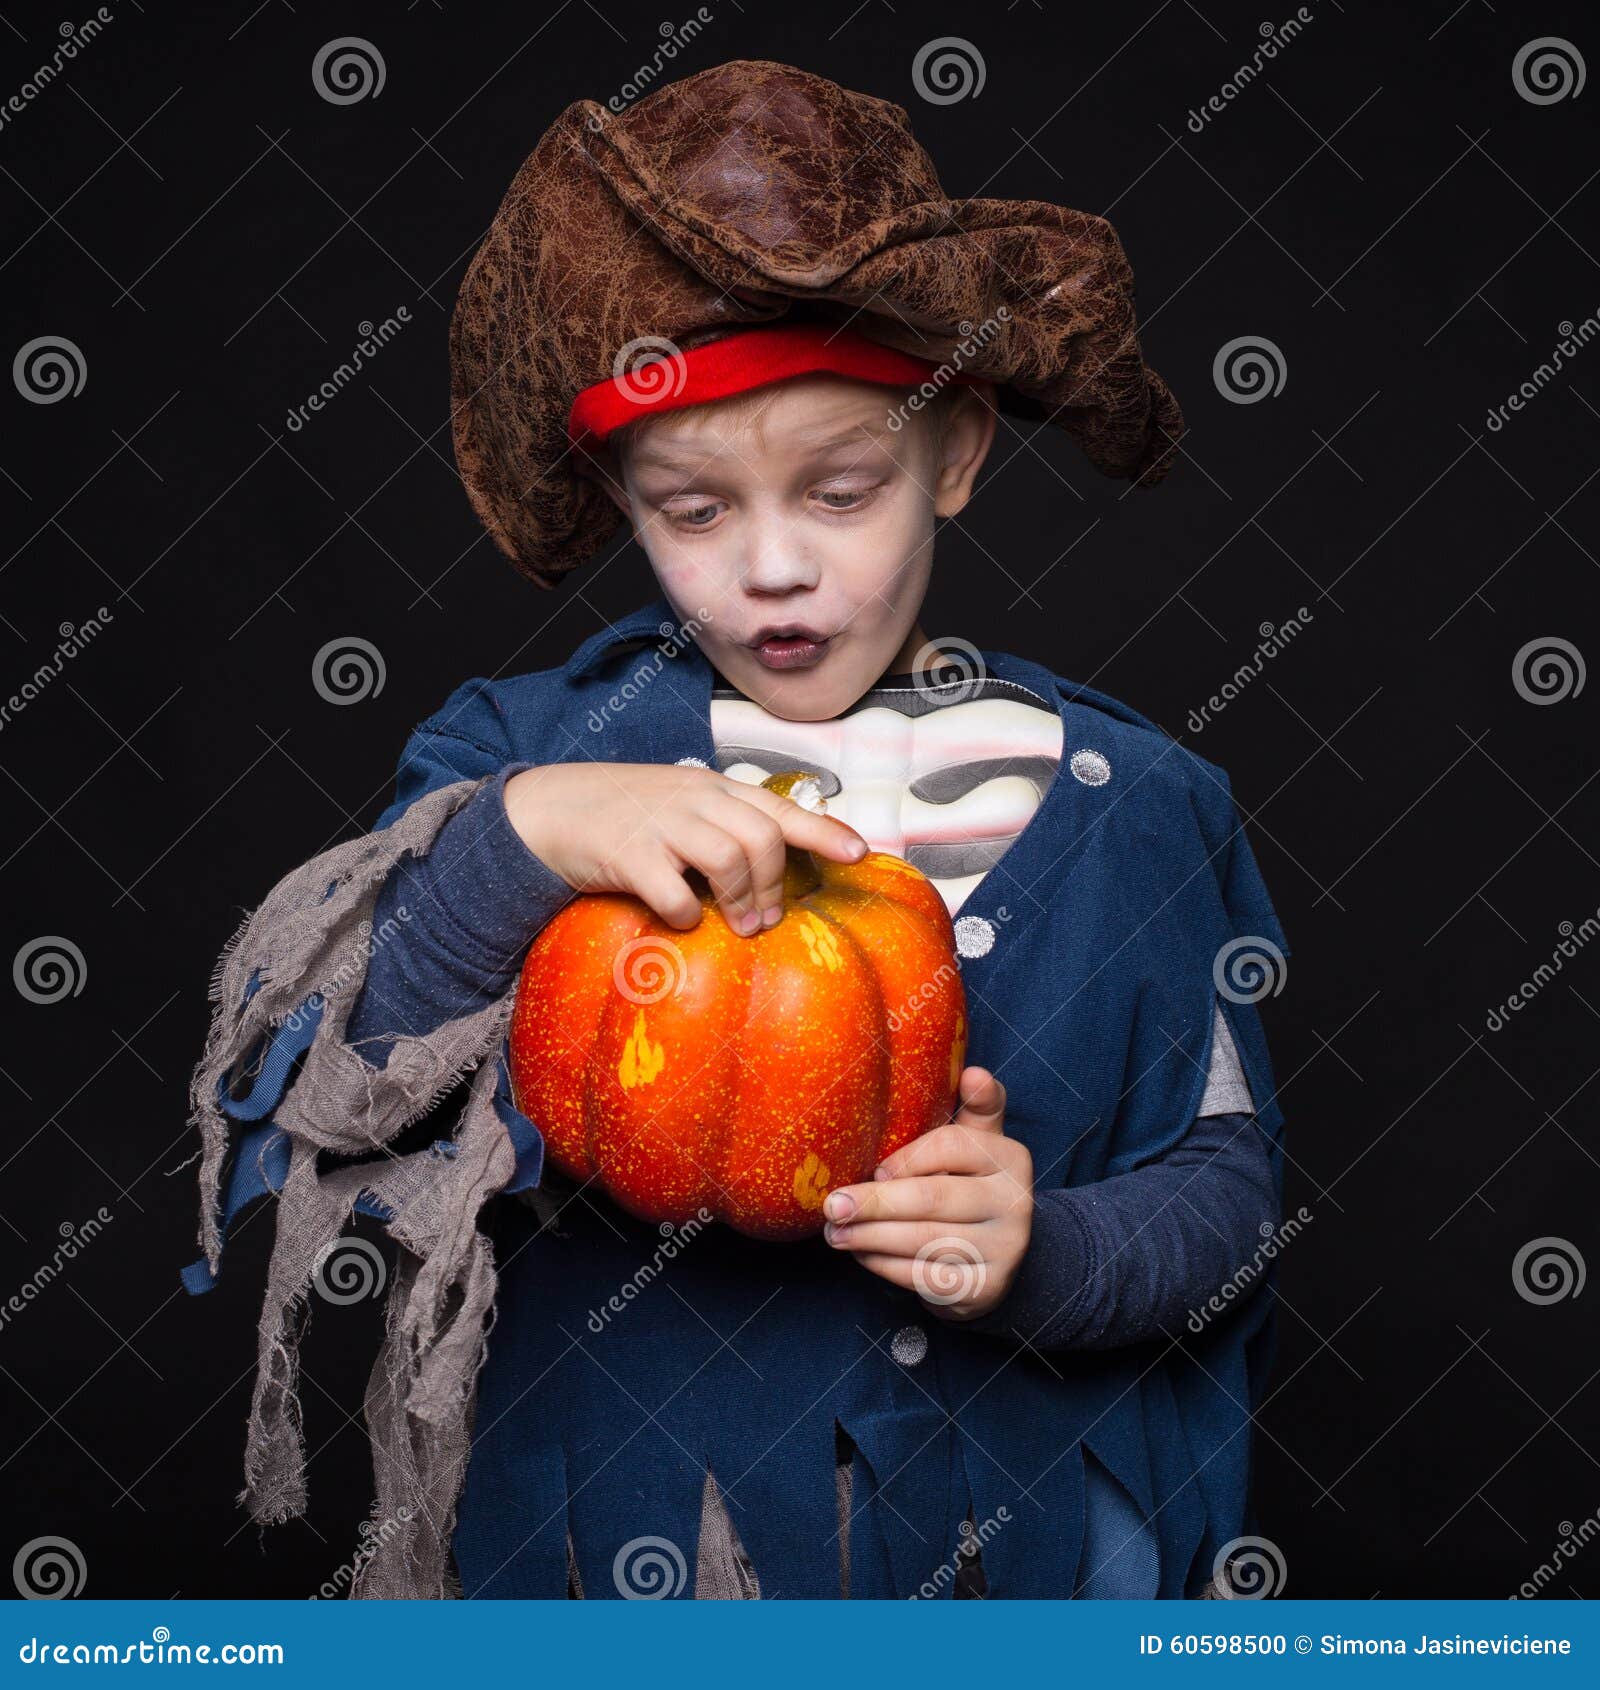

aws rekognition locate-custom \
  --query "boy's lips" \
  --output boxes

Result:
[748,625,833,671]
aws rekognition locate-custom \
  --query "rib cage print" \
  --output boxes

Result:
[710,671,1065,916]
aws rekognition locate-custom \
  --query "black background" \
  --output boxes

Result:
[2,0,1597,1600]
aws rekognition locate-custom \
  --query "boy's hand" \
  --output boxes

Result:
[821,1068,1031,1321]
[504,761,869,938]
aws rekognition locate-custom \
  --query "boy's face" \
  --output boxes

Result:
[587,373,996,720]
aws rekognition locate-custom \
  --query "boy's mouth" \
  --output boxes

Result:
[748,624,832,671]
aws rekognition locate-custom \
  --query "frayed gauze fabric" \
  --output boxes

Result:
[188,775,521,1600]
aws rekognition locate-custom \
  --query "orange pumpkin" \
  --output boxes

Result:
[508,771,968,1239]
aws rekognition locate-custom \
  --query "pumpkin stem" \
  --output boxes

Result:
[759,770,826,903]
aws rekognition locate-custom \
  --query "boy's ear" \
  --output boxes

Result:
[932,382,999,519]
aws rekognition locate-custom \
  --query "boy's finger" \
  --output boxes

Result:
[731,781,871,864]
[673,814,763,935]
[824,1218,987,1259]
[823,1172,994,1227]
[702,791,790,930]
[870,1120,1011,1185]
[626,856,706,931]
[952,1066,1007,1132]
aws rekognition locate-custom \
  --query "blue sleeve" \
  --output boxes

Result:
[181,679,558,1293]
[345,760,578,1067]
[961,1110,1277,1350]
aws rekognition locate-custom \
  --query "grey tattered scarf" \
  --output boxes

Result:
[187,775,527,1600]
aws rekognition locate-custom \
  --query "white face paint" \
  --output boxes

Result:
[710,669,1065,916]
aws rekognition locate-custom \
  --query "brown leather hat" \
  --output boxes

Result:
[450,58,1185,589]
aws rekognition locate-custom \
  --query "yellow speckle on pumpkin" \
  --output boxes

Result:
[949,1010,967,1090]
[798,912,843,972]
[793,1151,830,1209]
[618,1007,666,1089]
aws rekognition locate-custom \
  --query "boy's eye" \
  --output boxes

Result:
[811,487,875,511]
[665,501,724,528]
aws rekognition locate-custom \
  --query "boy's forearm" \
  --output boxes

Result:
[344,762,579,1067]
[962,1111,1277,1351]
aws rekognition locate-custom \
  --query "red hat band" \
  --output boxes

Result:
[566,322,980,449]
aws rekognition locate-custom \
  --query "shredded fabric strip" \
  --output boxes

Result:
[186,774,525,1600]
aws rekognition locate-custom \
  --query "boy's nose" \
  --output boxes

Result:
[740,525,819,595]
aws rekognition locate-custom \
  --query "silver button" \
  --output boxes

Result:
[1070,748,1112,786]
[890,1323,928,1366]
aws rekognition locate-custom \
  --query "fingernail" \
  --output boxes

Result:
[762,906,782,927]
[823,1191,855,1221]
[824,1221,841,1244]
[873,1163,891,1181]
[848,839,868,859]
[737,909,760,935]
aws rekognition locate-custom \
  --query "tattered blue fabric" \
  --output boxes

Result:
[187,591,1290,1600]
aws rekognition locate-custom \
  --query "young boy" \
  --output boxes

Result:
[184,60,1289,1603]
